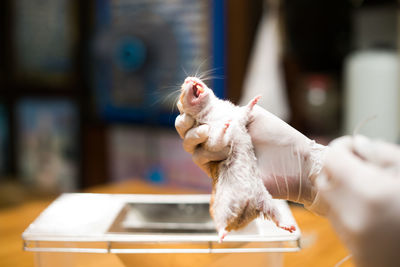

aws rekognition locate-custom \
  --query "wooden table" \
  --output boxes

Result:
[0,180,354,267]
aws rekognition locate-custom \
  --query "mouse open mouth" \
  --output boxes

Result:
[192,82,204,98]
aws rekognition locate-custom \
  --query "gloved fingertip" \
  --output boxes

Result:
[174,115,184,138]
[175,113,195,139]
[177,101,183,114]
[197,124,210,138]
[315,171,331,191]
[323,147,360,183]
[328,135,353,150]
[183,127,209,153]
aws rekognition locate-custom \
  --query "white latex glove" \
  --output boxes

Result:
[175,102,327,212]
[316,135,400,267]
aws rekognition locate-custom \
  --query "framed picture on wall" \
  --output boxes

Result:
[93,0,226,125]
[0,105,8,177]
[16,99,79,192]
[13,0,78,86]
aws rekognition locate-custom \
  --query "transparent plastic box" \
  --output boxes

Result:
[22,193,301,267]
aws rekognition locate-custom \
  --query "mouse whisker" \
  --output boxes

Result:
[150,83,182,110]
[198,67,224,79]
[193,58,211,78]
[181,65,189,77]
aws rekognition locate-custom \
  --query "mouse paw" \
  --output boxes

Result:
[218,229,228,243]
[206,121,232,151]
[247,95,262,110]
[224,120,232,133]
[277,223,296,233]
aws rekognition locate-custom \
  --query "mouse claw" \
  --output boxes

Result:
[223,119,232,133]
[247,95,262,110]
[196,84,204,93]
[278,223,296,233]
[218,229,228,243]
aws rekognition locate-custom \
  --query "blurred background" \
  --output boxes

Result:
[0,0,399,207]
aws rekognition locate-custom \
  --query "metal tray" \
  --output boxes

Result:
[22,193,301,254]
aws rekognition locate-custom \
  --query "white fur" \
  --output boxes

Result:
[180,77,294,241]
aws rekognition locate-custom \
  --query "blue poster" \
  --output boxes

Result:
[93,0,226,125]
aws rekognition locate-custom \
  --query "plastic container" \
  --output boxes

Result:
[22,193,301,267]
[344,49,399,142]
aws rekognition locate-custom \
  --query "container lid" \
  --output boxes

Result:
[22,193,300,254]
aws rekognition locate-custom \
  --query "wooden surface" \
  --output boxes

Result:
[0,180,354,267]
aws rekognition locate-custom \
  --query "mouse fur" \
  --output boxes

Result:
[179,77,295,241]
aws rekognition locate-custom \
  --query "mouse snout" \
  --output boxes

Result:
[179,77,211,115]
[184,76,200,84]
[182,77,205,98]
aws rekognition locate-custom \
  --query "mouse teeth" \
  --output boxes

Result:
[196,84,204,93]
[193,86,200,98]
[192,83,204,98]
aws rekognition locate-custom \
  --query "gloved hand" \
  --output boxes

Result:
[175,101,327,212]
[315,135,400,267]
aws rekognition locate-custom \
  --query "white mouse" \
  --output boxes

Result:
[178,77,295,242]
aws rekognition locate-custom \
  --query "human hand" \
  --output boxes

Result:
[316,135,400,267]
[175,101,229,177]
[175,101,327,211]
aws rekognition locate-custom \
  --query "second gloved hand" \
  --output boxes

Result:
[315,135,400,267]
